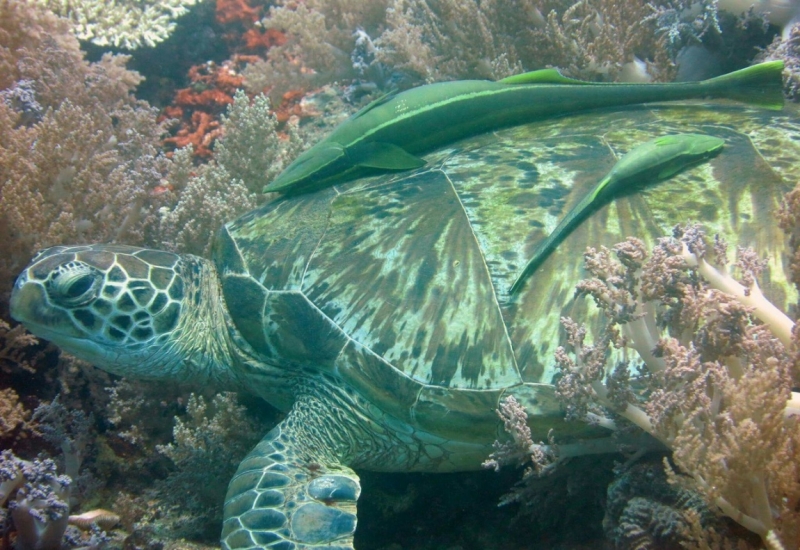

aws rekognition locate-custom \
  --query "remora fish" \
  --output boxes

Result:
[264,61,782,194]
[508,133,725,295]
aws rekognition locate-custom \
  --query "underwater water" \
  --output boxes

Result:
[3,1,800,549]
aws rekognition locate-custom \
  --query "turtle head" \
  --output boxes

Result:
[10,244,230,382]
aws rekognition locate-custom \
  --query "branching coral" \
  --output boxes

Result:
[529,0,675,81]
[0,388,31,439]
[244,0,548,92]
[157,90,304,256]
[155,392,264,538]
[243,0,691,94]
[34,0,200,49]
[0,0,74,91]
[243,0,388,100]
[554,226,800,547]
[374,0,534,82]
[242,0,778,98]
[0,319,40,374]
[0,1,172,302]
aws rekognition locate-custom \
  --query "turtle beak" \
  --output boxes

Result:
[10,272,82,342]
[10,272,42,324]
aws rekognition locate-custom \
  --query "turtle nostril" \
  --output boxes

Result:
[14,273,28,290]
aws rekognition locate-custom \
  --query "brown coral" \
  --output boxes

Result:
[0,0,75,91]
[0,387,30,439]
[0,1,190,313]
[526,0,674,81]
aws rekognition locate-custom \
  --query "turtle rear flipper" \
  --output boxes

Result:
[222,398,360,550]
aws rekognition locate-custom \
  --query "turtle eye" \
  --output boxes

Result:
[48,262,101,307]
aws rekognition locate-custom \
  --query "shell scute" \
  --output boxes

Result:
[333,341,420,427]
[221,272,270,357]
[301,169,521,390]
[262,292,347,365]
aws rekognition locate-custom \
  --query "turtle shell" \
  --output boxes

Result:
[214,102,800,442]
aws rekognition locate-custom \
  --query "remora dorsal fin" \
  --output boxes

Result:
[498,68,592,85]
[350,90,400,119]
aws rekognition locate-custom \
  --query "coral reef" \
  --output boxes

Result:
[239,0,771,97]
[1,0,798,548]
[0,0,172,303]
[525,0,674,81]
[162,59,247,159]
[759,21,800,100]
[1,451,71,550]
[549,224,800,547]
[374,0,532,82]
[34,0,200,49]
[154,392,265,538]
[242,0,388,100]
[238,0,779,101]
[603,460,745,550]
[0,0,313,289]
[157,90,304,255]
[0,390,116,550]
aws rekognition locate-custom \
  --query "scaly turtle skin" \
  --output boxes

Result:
[10,102,800,549]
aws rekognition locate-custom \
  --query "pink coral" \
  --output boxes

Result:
[558,226,800,547]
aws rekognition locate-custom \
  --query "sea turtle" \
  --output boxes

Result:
[10,101,800,550]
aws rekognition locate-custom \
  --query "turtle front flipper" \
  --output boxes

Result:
[222,399,360,550]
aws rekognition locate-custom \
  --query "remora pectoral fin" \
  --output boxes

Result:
[347,142,427,170]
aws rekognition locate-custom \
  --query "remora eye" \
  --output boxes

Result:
[49,263,101,307]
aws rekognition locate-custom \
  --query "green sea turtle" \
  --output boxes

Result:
[10,101,800,549]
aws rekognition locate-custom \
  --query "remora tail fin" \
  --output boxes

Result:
[702,60,784,110]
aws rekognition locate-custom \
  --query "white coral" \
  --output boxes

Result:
[35,0,201,49]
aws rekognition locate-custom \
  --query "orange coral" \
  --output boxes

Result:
[174,87,236,108]
[186,62,245,94]
[273,89,314,124]
[161,60,245,158]
[215,0,261,25]
[243,28,286,52]
[164,111,222,159]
